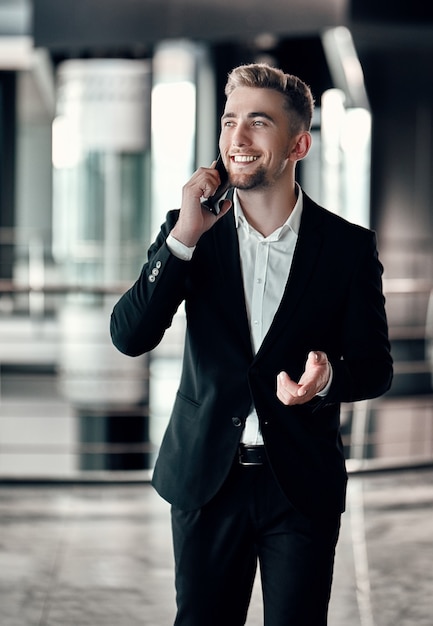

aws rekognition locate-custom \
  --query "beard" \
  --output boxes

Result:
[228,165,270,191]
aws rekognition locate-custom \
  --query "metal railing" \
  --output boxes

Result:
[0,277,432,481]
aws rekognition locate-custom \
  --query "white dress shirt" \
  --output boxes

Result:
[167,184,330,446]
[234,187,301,444]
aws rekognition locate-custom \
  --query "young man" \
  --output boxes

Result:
[111,63,393,625]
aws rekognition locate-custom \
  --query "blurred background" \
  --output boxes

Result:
[1,0,433,481]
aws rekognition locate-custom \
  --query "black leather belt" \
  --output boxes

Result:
[238,445,266,466]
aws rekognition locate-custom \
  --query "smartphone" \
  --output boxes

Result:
[201,155,230,215]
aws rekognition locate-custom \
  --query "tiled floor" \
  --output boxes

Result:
[0,467,432,626]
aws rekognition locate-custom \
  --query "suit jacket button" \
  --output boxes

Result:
[232,417,242,427]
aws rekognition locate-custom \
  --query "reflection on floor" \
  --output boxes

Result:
[0,468,432,626]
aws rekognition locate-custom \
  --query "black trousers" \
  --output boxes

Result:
[171,459,341,626]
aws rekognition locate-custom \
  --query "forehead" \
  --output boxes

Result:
[223,86,287,118]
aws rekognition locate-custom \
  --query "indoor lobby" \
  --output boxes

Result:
[1,1,433,625]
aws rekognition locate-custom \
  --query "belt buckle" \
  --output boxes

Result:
[238,445,265,466]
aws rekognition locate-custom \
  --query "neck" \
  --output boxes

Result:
[237,182,298,237]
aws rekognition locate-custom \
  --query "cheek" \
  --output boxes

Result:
[218,135,230,156]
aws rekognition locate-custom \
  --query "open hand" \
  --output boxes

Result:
[276,351,330,406]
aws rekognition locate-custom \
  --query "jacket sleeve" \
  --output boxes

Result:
[326,230,393,404]
[110,210,187,357]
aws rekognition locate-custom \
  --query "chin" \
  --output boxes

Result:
[229,167,268,190]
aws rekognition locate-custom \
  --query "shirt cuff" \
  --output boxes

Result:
[317,363,333,398]
[167,233,196,261]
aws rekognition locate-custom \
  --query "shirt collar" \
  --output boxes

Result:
[234,182,303,239]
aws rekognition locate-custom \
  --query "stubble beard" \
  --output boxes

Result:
[228,165,270,191]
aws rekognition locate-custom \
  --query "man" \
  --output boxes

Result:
[110,63,393,625]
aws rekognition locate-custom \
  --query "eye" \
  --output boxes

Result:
[252,119,265,127]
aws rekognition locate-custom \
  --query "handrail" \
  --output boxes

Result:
[0,280,130,295]
[0,277,431,296]
[0,278,432,479]
[382,278,433,293]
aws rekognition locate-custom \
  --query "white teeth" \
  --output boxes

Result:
[233,155,258,163]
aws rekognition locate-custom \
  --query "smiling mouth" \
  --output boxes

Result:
[231,155,258,163]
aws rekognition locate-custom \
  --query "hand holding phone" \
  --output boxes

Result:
[201,155,230,216]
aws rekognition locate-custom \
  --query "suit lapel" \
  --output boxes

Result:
[212,206,254,358]
[208,192,326,360]
[256,194,325,358]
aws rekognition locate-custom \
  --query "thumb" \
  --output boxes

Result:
[308,350,327,365]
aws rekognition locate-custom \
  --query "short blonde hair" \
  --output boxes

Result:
[225,63,314,134]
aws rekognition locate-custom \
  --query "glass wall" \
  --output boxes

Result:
[0,37,432,479]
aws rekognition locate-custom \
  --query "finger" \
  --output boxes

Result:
[308,350,328,366]
[193,166,220,194]
[297,355,323,396]
[277,371,294,388]
[200,177,219,200]
[300,351,330,396]
[279,371,306,395]
[277,371,305,404]
[306,351,320,367]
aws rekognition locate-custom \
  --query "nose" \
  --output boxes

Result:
[231,122,251,148]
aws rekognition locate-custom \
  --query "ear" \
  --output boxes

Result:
[288,131,312,162]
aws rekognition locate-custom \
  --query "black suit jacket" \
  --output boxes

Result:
[110,191,393,518]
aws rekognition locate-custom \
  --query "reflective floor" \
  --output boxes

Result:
[0,467,432,626]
